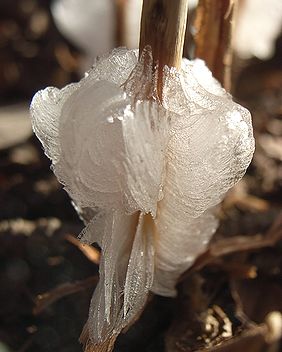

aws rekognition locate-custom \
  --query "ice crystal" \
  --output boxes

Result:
[30,47,254,348]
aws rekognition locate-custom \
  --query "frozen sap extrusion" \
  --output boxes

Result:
[30,47,255,346]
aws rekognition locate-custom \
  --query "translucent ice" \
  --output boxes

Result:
[30,47,255,349]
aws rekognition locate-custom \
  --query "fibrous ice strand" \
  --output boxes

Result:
[30,47,255,349]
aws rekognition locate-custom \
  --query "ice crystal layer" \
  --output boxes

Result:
[30,48,255,347]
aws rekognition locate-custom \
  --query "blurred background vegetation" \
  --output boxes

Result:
[0,1,281,352]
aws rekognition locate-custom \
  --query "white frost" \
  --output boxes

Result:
[30,47,255,347]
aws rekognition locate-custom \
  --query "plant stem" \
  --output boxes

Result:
[193,0,237,92]
[115,0,126,46]
[139,0,189,97]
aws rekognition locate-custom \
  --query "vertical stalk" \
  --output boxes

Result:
[115,0,127,47]
[193,0,237,92]
[139,0,189,98]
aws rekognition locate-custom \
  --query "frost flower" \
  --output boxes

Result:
[30,48,254,349]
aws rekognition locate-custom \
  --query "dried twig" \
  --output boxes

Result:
[180,213,282,280]
[33,276,98,315]
[80,323,117,352]
[65,234,100,264]
[17,337,34,352]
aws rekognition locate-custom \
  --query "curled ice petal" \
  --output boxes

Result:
[85,211,154,346]
[150,58,254,296]
[123,213,155,321]
[30,84,76,163]
[87,211,138,341]
[30,47,254,347]
[122,101,169,216]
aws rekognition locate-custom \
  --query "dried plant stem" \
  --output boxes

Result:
[115,0,127,46]
[33,276,98,315]
[139,0,189,97]
[193,0,237,92]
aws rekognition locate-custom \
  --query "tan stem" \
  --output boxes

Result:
[139,0,189,98]
[115,0,127,46]
[193,0,237,92]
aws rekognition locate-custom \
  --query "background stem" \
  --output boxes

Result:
[115,0,126,47]
[193,0,237,92]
